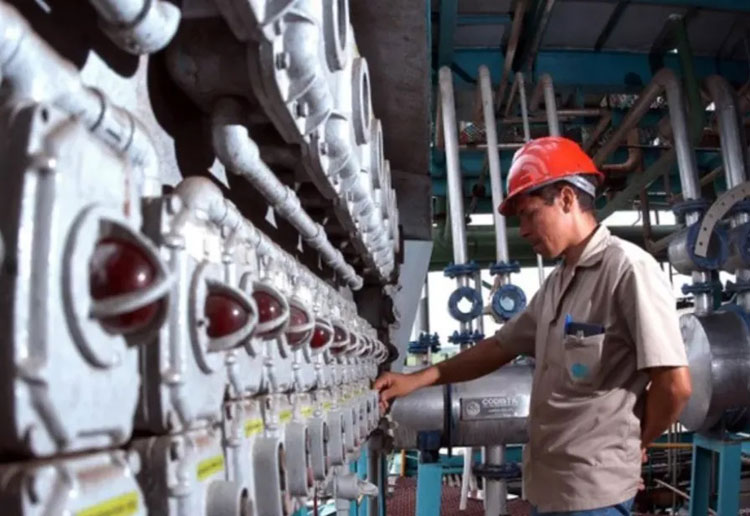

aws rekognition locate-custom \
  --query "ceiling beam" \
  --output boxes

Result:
[438,0,458,67]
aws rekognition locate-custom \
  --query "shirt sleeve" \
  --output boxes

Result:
[616,256,688,370]
[493,287,542,357]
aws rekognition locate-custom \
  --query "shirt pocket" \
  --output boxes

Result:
[562,332,605,388]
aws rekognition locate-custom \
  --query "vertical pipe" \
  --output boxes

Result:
[540,74,561,137]
[516,72,544,284]
[484,445,508,516]
[517,72,532,142]
[479,66,510,263]
[704,75,750,310]
[439,67,468,266]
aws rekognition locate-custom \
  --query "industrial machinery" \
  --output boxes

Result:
[0,1,398,514]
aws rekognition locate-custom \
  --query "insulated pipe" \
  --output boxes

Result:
[479,66,509,263]
[0,2,161,196]
[211,97,363,289]
[704,76,750,310]
[439,67,468,266]
[705,76,749,191]
[593,69,701,209]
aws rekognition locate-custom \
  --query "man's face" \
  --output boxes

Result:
[513,193,569,259]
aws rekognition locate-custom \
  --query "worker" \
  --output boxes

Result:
[375,136,692,515]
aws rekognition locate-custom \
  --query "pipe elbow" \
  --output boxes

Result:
[0,3,25,70]
[92,0,181,55]
[211,98,262,176]
[174,177,237,231]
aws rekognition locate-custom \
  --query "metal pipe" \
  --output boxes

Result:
[211,97,363,289]
[0,2,161,196]
[705,76,748,191]
[173,177,244,235]
[594,69,701,209]
[517,73,532,143]
[522,0,557,73]
[501,109,603,125]
[704,75,750,310]
[529,74,560,136]
[515,71,544,283]
[88,0,181,54]
[496,0,529,111]
[652,479,718,516]
[439,67,468,266]
[582,111,613,153]
[504,73,521,119]
[479,66,510,263]
[601,129,642,174]
[484,445,508,516]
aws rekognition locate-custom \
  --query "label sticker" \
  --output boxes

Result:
[197,455,225,481]
[279,409,293,423]
[301,406,314,418]
[76,491,139,516]
[322,402,333,412]
[244,418,264,437]
[460,396,527,420]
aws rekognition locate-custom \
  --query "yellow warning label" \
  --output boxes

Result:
[76,491,139,516]
[197,454,225,481]
[245,418,264,437]
[301,406,314,418]
[322,402,333,412]
[279,409,293,423]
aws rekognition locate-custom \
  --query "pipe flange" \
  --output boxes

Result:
[448,286,483,322]
[489,260,521,276]
[672,199,710,218]
[473,462,522,481]
[443,261,480,279]
[351,57,372,145]
[681,280,723,296]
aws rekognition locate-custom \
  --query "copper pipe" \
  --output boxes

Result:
[582,111,613,153]
[601,129,642,173]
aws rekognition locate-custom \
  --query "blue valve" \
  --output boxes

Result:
[491,284,527,321]
[448,286,483,322]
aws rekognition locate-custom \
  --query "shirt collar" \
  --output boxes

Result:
[568,225,610,269]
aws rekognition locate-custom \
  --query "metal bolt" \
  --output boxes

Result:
[275,52,291,70]
[296,102,310,118]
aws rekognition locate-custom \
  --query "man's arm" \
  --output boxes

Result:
[641,366,692,447]
[374,336,518,410]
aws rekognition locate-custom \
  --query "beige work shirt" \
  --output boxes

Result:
[495,225,688,512]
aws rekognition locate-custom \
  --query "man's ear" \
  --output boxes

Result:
[560,185,576,213]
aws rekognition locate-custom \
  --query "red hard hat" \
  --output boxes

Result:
[498,136,604,216]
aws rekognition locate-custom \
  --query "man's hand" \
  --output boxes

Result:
[641,366,692,447]
[373,337,518,413]
[374,371,430,412]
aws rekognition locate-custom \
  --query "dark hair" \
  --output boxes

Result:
[529,175,597,213]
